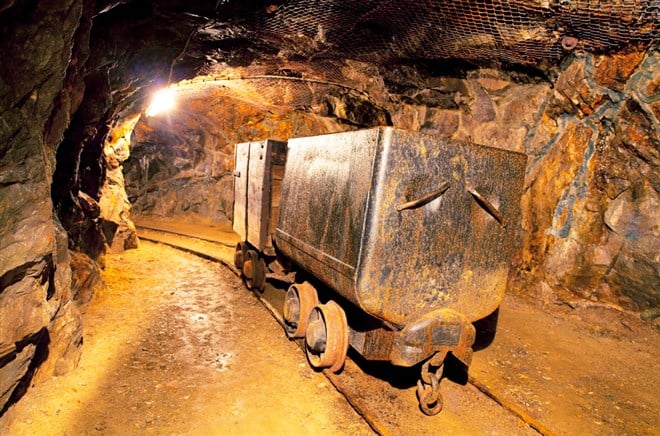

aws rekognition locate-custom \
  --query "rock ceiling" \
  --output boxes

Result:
[94,0,658,102]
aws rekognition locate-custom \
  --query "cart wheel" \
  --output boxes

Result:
[283,282,319,338]
[305,301,348,373]
[234,242,247,270]
[243,250,265,291]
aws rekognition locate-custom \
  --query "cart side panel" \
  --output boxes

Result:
[246,141,271,251]
[267,141,287,254]
[233,139,287,252]
[232,142,250,241]
[275,129,380,304]
[358,129,527,325]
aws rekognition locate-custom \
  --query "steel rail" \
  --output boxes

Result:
[136,225,237,247]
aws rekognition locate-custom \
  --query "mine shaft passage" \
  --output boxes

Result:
[2,0,658,432]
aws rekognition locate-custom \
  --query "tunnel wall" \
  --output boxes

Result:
[125,94,352,222]
[0,0,86,410]
[1,0,185,412]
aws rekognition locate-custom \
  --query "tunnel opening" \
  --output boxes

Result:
[1,0,658,431]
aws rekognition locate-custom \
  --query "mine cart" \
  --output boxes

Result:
[232,139,287,290]
[232,128,526,415]
[276,127,526,414]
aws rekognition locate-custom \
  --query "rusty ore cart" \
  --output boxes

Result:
[232,128,526,415]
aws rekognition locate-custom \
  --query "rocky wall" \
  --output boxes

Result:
[0,0,86,411]
[98,113,140,253]
[51,0,199,261]
[0,0,154,413]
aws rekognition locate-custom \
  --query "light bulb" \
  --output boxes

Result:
[146,87,176,117]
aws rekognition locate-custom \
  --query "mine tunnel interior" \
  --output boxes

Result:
[1,0,658,431]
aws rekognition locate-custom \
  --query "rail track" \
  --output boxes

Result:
[137,224,548,435]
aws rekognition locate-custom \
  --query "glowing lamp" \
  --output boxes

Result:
[146,87,176,117]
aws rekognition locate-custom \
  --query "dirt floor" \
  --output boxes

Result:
[471,295,659,435]
[0,242,372,435]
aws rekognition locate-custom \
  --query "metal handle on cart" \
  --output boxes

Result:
[467,185,505,227]
[396,181,450,212]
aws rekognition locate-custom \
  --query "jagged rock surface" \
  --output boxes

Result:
[0,0,85,411]
[125,92,350,221]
